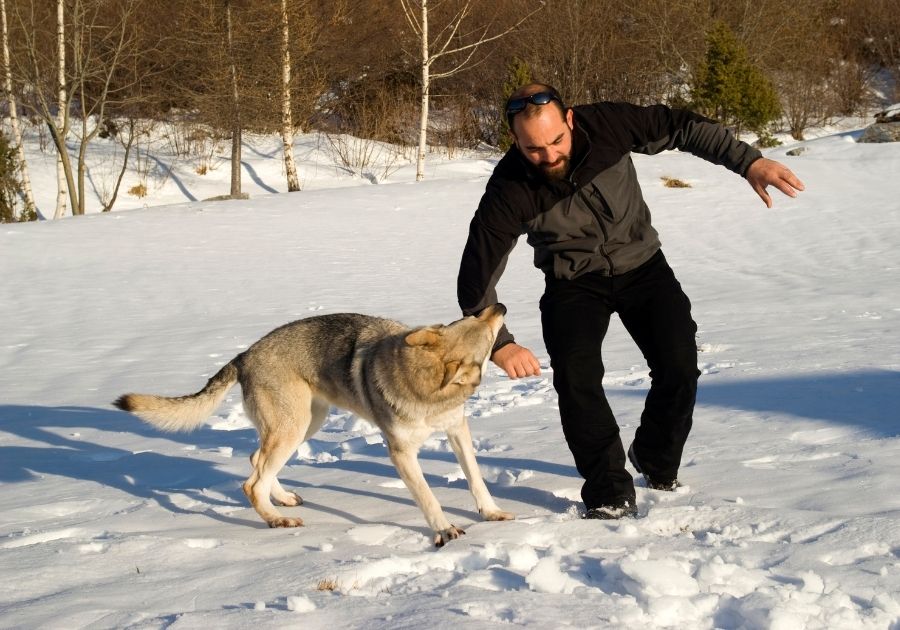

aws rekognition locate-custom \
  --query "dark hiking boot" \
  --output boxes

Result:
[584,498,638,520]
[628,443,681,492]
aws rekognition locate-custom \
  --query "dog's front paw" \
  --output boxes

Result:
[434,525,465,547]
[481,508,515,521]
[267,516,304,528]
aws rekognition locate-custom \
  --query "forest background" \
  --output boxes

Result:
[1,0,898,222]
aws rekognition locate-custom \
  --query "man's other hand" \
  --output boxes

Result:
[746,157,805,208]
[491,343,542,379]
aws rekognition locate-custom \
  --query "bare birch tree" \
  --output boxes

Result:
[11,0,147,216]
[223,0,244,198]
[54,0,67,218]
[280,0,300,191]
[0,0,35,218]
[69,0,143,215]
[400,0,542,181]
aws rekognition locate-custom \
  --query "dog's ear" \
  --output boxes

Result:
[441,361,461,388]
[441,361,476,388]
[405,327,442,347]
[441,361,481,389]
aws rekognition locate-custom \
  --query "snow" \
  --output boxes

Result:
[1,118,899,629]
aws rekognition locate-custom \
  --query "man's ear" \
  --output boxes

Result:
[565,107,574,130]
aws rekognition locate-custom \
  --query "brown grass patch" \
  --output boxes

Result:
[316,578,339,591]
[128,183,148,197]
[661,176,691,188]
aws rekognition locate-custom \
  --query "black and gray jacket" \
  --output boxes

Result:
[457,101,762,350]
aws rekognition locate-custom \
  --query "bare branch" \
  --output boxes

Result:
[430,2,543,63]
[399,0,421,37]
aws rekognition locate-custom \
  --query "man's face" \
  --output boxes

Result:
[512,106,574,181]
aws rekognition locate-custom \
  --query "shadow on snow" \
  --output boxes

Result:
[1,369,896,526]
[615,369,900,437]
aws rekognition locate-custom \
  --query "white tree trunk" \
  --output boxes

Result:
[1,0,35,218]
[402,0,540,183]
[280,0,300,192]
[225,0,242,198]
[415,0,428,182]
[53,0,67,219]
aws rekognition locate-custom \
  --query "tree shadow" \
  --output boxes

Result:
[241,160,278,193]
[0,405,256,524]
[0,404,572,530]
[285,456,575,518]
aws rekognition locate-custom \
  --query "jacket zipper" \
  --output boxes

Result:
[575,186,616,276]
[567,123,616,275]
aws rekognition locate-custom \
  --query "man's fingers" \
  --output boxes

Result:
[772,168,804,198]
[784,171,805,191]
[502,357,541,379]
[754,182,772,208]
[492,344,542,379]
[508,361,539,379]
[774,177,799,198]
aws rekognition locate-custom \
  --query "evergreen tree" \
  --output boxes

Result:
[498,57,532,152]
[0,132,32,223]
[691,22,781,139]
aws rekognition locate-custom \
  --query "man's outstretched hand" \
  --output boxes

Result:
[491,343,542,379]
[746,157,805,208]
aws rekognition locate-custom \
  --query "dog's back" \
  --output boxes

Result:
[237,313,406,417]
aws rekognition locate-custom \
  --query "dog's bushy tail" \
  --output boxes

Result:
[113,362,238,432]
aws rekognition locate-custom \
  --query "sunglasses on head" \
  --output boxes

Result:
[505,91,563,125]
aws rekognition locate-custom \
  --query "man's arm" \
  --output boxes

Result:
[601,102,805,206]
[597,102,760,175]
[457,184,541,379]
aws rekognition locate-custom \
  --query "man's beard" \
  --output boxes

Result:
[538,154,570,181]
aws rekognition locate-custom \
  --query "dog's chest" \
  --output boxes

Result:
[422,405,465,431]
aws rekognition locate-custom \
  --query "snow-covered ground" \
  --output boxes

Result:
[1,119,899,629]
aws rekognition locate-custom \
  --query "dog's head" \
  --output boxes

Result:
[404,304,506,395]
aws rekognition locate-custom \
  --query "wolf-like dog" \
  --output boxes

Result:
[114,304,513,546]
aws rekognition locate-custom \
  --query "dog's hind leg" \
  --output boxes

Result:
[242,386,311,528]
[248,448,301,507]
[270,397,328,508]
[446,415,515,522]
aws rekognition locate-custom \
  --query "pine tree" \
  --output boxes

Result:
[0,131,30,223]
[691,22,781,139]
[498,57,532,152]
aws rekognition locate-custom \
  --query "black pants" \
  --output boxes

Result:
[540,250,699,509]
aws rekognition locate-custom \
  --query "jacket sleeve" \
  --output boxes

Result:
[457,179,523,352]
[597,102,763,176]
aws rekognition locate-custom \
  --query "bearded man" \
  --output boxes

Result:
[457,83,804,519]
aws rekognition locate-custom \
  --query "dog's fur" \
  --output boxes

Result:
[114,304,512,546]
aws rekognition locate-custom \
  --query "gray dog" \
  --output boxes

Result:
[115,304,513,546]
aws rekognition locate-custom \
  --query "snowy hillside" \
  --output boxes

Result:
[1,122,899,629]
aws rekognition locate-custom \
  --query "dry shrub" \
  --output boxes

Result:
[316,578,338,591]
[662,176,691,188]
[128,183,148,197]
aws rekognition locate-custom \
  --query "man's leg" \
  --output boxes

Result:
[617,253,699,482]
[540,276,636,509]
